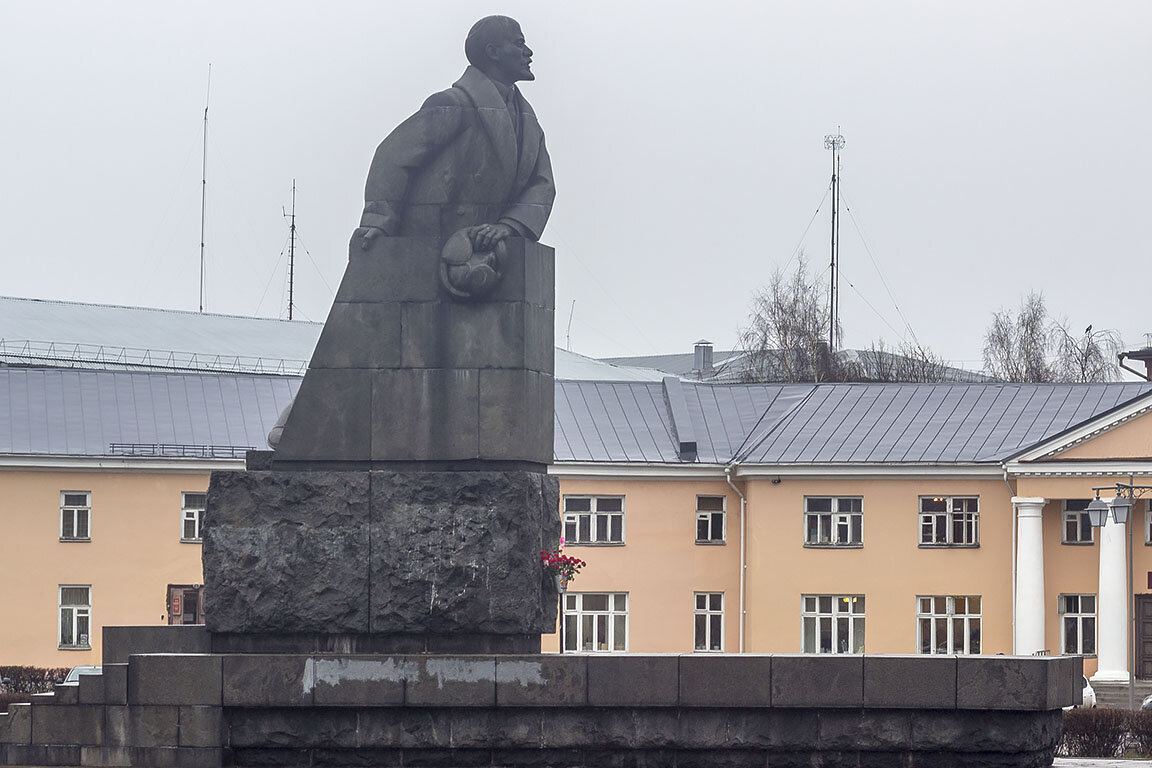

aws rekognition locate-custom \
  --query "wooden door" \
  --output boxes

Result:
[1137,595,1152,680]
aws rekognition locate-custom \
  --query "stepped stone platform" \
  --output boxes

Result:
[0,626,1082,767]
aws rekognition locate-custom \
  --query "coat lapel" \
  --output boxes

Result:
[513,93,542,192]
[454,67,518,188]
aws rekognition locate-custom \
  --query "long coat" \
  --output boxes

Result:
[358,66,555,240]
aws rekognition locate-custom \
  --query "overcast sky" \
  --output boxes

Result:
[2,1,1149,371]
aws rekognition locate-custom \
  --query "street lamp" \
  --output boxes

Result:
[1086,495,1111,528]
[1109,494,1133,525]
[1086,480,1151,711]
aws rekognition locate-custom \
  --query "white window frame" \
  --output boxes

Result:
[916,595,982,654]
[60,491,91,542]
[59,585,92,649]
[804,496,863,547]
[1145,500,1152,546]
[919,496,979,547]
[562,496,625,545]
[1062,499,1094,545]
[1059,594,1097,655]
[562,592,628,653]
[802,594,865,654]
[693,592,724,652]
[181,492,206,543]
[695,495,726,544]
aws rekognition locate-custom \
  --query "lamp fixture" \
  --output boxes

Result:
[1086,495,1111,528]
[1109,493,1134,525]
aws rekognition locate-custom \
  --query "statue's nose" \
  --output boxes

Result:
[524,45,533,57]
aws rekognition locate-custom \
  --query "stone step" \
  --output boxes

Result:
[1092,680,1152,709]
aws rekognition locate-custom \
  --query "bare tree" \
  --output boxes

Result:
[982,292,1120,382]
[739,255,959,383]
[983,293,1056,382]
[738,255,851,382]
[856,339,954,383]
[1051,322,1121,382]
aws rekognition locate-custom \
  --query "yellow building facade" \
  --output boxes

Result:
[2,367,1152,692]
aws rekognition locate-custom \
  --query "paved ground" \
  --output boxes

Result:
[1053,759,1152,766]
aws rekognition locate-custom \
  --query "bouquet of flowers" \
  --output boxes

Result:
[540,538,586,591]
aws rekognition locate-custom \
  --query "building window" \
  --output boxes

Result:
[563,593,627,652]
[802,595,864,654]
[804,497,862,546]
[60,492,91,542]
[563,496,624,544]
[1063,499,1093,544]
[696,496,725,544]
[1060,594,1096,655]
[59,585,91,649]
[181,492,206,542]
[917,595,981,654]
[919,496,979,547]
[1145,501,1152,545]
[694,592,724,651]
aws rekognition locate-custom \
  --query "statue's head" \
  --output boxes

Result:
[465,16,534,85]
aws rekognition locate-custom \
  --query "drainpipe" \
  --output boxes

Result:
[1003,466,1017,652]
[725,464,747,653]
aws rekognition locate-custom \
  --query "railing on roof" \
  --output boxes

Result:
[0,339,307,376]
[108,443,256,459]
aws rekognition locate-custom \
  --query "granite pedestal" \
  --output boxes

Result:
[0,632,1083,768]
[202,468,559,653]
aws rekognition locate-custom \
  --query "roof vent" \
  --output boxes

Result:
[693,340,714,376]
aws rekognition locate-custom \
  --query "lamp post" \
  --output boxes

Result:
[1086,479,1151,710]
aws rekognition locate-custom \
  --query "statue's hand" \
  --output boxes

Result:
[356,226,385,250]
[469,223,515,252]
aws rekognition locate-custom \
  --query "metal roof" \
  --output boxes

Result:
[0,368,298,456]
[555,380,1152,465]
[0,296,662,382]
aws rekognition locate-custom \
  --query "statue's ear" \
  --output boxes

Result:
[484,42,501,63]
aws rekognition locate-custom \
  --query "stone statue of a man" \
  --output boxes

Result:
[354,15,556,251]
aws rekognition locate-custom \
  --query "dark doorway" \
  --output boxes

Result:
[166,584,206,625]
[1137,594,1152,680]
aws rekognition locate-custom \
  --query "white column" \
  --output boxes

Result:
[1013,497,1047,655]
[1092,500,1129,683]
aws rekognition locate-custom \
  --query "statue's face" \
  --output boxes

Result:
[486,24,534,84]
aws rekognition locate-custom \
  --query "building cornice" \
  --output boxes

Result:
[0,454,243,473]
[549,463,728,479]
[551,462,1004,480]
[1003,459,1152,478]
[734,463,1002,479]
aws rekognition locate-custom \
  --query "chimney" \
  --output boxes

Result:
[693,340,714,377]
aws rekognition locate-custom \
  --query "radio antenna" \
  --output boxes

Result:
[199,64,212,313]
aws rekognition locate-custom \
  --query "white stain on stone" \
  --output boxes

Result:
[424,658,496,690]
[498,660,545,687]
[301,657,419,695]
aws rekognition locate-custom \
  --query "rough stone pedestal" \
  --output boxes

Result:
[202,468,558,653]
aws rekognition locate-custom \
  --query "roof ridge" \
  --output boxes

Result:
[0,295,323,327]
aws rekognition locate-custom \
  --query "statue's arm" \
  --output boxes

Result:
[358,90,467,239]
[497,135,556,241]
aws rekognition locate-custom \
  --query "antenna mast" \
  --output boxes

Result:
[199,64,212,313]
[824,130,845,350]
[288,180,297,321]
[565,300,575,350]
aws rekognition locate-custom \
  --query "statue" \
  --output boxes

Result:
[355,15,555,249]
[270,15,557,468]
[207,15,559,650]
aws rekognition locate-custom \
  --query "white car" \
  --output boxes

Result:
[1064,676,1096,710]
[62,665,102,684]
